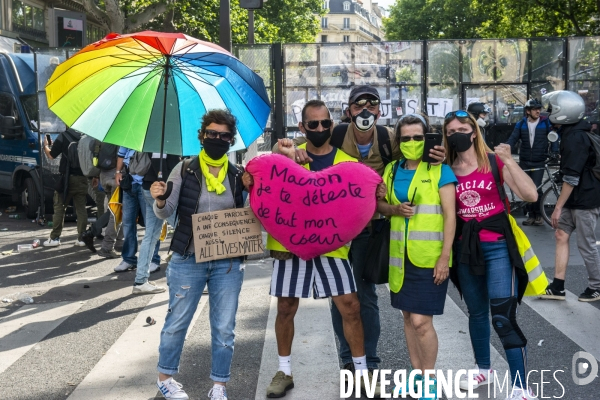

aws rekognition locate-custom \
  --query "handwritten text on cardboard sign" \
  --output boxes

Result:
[192,208,264,263]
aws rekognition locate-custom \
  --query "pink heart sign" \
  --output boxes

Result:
[246,154,382,260]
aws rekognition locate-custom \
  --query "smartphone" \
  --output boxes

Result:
[422,133,443,163]
[45,134,52,146]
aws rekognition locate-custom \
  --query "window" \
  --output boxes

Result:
[323,0,329,9]
[343,35,350,42]
[12,0,44,32]
[321,17,328,28]
[343,1,350,11]
[87,23,107,44]
[321,35,327,43]
[343,18,350,28]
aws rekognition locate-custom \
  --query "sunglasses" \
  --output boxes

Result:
[202,129,234,142]
[445,110,470,119]
[304,119,333,130]
[353,98,380,107]
[400,135,425,142]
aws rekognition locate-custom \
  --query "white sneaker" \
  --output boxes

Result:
[74,240,86,247]
[157,377,189,399]
[506,386,538,400]
[208,384,228,400]
[114,260,136,272]
[150,262,161,273]
[43,238,61,247]
[132,281,166,295]
[460,368,495,390]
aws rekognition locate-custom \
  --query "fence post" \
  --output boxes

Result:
[272,43,284,148]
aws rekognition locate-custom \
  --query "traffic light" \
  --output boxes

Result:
[240,0,263,9]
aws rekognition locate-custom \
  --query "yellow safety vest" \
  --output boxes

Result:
[266,144,358,259]
[384,160,449,293]
[507,214,549,295]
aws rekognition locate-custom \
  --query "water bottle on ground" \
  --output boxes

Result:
[17,293,34,304]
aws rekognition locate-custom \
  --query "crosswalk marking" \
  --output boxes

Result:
[67,291,208,400]
[434,295,509,400]
[523,291,600,360]
[255,296,340,400]
[1,267,598,399]
[0,301,85,374]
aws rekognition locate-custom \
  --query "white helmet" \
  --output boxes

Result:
[542,90,585,124]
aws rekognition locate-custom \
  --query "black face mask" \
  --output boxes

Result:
[352,108,377,131]
[305,128,331,148]
[202,138,231,160]
[447,131,474,153]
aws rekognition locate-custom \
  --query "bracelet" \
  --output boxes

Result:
[115,171,122,174]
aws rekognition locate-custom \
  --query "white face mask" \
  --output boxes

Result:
[477,117,487,128]
[352,108,377,131]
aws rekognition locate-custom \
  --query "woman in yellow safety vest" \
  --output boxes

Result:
[443,110,539,400]
[377,113,457,400]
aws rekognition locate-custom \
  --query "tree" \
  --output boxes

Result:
[81,0,170,33]
[383,0,485,40]
[475,0,599,37]
[82,1,324,44]
[383,0,600,40]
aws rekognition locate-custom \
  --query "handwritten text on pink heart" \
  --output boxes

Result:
[246,154,382,260]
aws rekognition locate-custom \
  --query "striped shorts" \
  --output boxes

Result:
[270,255,357,299]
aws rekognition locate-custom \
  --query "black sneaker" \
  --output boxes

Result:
[342,362,355,383]
[82,229,96,253]
[578,287,600,302]
[539,285,565,300]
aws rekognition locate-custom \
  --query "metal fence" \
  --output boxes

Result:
[234,37,600,149]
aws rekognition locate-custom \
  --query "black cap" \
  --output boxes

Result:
[349,86,380,104]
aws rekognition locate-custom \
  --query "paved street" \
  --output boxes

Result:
[0,197,599,400]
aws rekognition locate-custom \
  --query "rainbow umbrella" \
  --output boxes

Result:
[46,31,271,162]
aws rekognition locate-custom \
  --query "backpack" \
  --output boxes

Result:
[330,123,393,166]
[586,132,600,181]
[78,134,101,177]
[62,129,81,170]
[128,151,151,176]
[97,143,119,170]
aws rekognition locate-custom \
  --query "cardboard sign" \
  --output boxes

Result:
[191,208,264,263]
[245,154,382,260]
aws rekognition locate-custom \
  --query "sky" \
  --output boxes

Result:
[375,0,396,9]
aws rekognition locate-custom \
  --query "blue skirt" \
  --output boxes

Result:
[390,256,448,315]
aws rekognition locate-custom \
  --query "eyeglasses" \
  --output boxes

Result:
[353,98,380,107]
[400,135,425,142]
[202,129,234,142]
[445,110,470,119]
[304,119,333,130]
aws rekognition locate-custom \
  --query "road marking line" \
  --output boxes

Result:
[523,290,600,360]
[0,301,85,374]
[67,291,208,400]
[255,296,340,400]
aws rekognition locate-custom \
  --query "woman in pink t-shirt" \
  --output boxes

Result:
[443,110,539,400]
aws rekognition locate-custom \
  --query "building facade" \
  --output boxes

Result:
[0,0,107,52]
[319,0,385,43]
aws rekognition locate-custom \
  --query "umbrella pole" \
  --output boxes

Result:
[158,55,171,180]
[155,56,174,202]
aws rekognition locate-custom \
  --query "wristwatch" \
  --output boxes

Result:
[115,170,122,174]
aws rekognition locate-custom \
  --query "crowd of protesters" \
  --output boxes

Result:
[37,88,600,400]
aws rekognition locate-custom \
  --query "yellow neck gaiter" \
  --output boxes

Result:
[199,150,228,194]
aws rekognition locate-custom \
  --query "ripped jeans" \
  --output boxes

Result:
[157,252,244,382]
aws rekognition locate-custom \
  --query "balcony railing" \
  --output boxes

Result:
[325,23,357,31]
[13,24,47,41]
